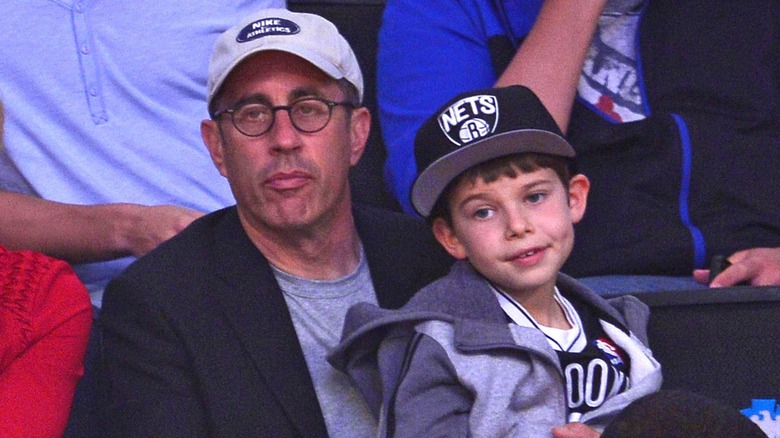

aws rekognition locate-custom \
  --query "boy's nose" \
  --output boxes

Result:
[505,211,533,239]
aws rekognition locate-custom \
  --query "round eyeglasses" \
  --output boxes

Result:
[212,97,357,137]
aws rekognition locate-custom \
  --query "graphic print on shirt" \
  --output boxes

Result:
[577,7,646,123]
[557,336,631,416]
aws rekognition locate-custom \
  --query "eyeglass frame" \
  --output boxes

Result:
[211,97,358,137]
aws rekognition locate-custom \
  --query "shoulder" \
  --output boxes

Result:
[0,246,91,314]
[406,261,506,320]
[104,207,239,306]
[354,204,453,304]
[354,203,427,234]
[338,262,499,339]
[124,207,235,273]
[0,246,91,367]
[354,204,449,261]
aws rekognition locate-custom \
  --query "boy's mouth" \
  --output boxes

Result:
[518,249,540,259]
[509,247,545,263]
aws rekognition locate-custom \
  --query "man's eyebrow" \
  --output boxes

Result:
[226,86,331,109]
[228,94,271,109]
[289,86,328,101]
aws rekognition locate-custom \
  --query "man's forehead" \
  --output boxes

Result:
[230,51,333,83]
[220,52,338,99]
[223,51,337,92]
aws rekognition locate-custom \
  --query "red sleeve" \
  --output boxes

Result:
[0,248,93,438]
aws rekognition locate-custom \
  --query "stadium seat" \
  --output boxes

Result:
[629,286,780,410]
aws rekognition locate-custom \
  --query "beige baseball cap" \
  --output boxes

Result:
[206,8,364,110]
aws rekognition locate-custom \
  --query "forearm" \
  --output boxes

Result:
[1,191,139,263]
[495,0,608,132]
[390,333,472,436]
[0,191,203,264]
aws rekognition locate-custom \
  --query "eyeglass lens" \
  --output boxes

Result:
[231,99,335,136]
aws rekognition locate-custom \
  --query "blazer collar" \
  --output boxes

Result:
[354,205,413,310]
[209,208,328,437]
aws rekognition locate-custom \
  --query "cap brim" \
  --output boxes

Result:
[411,129,574,217]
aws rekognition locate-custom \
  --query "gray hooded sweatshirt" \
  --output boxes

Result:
[329,261,662,437]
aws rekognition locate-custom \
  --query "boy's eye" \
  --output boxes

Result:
[473,208,495,220]
[526,192,546,204]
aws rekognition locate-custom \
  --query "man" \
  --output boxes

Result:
[100,9,452,437]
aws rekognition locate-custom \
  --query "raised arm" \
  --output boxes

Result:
[379,0,606,214]
[495,0,608,131]
[0,190,203,264]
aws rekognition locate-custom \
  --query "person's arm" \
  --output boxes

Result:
[379,0,496,214]
[387,333,473,436]
[495,0,608,131]
[693,247,780,287]
[100,275,209,437]
[0,257,92,438]
[379,0,606,214]
[0,190,203,264]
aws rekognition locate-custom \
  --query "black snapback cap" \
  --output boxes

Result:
[411,85,575,217]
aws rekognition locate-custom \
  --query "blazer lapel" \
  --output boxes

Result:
[210,209,328,436]
[355,205,452,310]
[355,207,408,310]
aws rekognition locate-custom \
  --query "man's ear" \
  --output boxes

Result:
[568,174,590,224]
[348,107,370,166]
[432,217,468,260]
[201,119,228,178]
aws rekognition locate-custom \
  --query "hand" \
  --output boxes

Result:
[122,205,204,257]
[552,422,601,438]
[693,247,780,287]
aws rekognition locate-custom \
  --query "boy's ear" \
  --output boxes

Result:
[568,174,590,224]
[432,218,468,260]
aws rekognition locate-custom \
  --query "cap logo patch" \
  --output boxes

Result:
[437,95,499,146]
[236,18,300,43]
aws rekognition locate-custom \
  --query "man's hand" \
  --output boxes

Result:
[552,422,601,438]
[120,205,204,258]
[0,191,207,263]
[694,247,780,287]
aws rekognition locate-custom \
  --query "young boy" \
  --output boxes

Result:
[329,86,662,437]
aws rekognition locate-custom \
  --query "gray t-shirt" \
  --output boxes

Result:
[273,247,378,437]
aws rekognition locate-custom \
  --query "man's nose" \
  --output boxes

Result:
[268,109,301,152]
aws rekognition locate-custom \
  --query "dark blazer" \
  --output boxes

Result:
[99,205,452,437]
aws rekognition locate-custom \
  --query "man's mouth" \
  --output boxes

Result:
[265,170,311,190]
